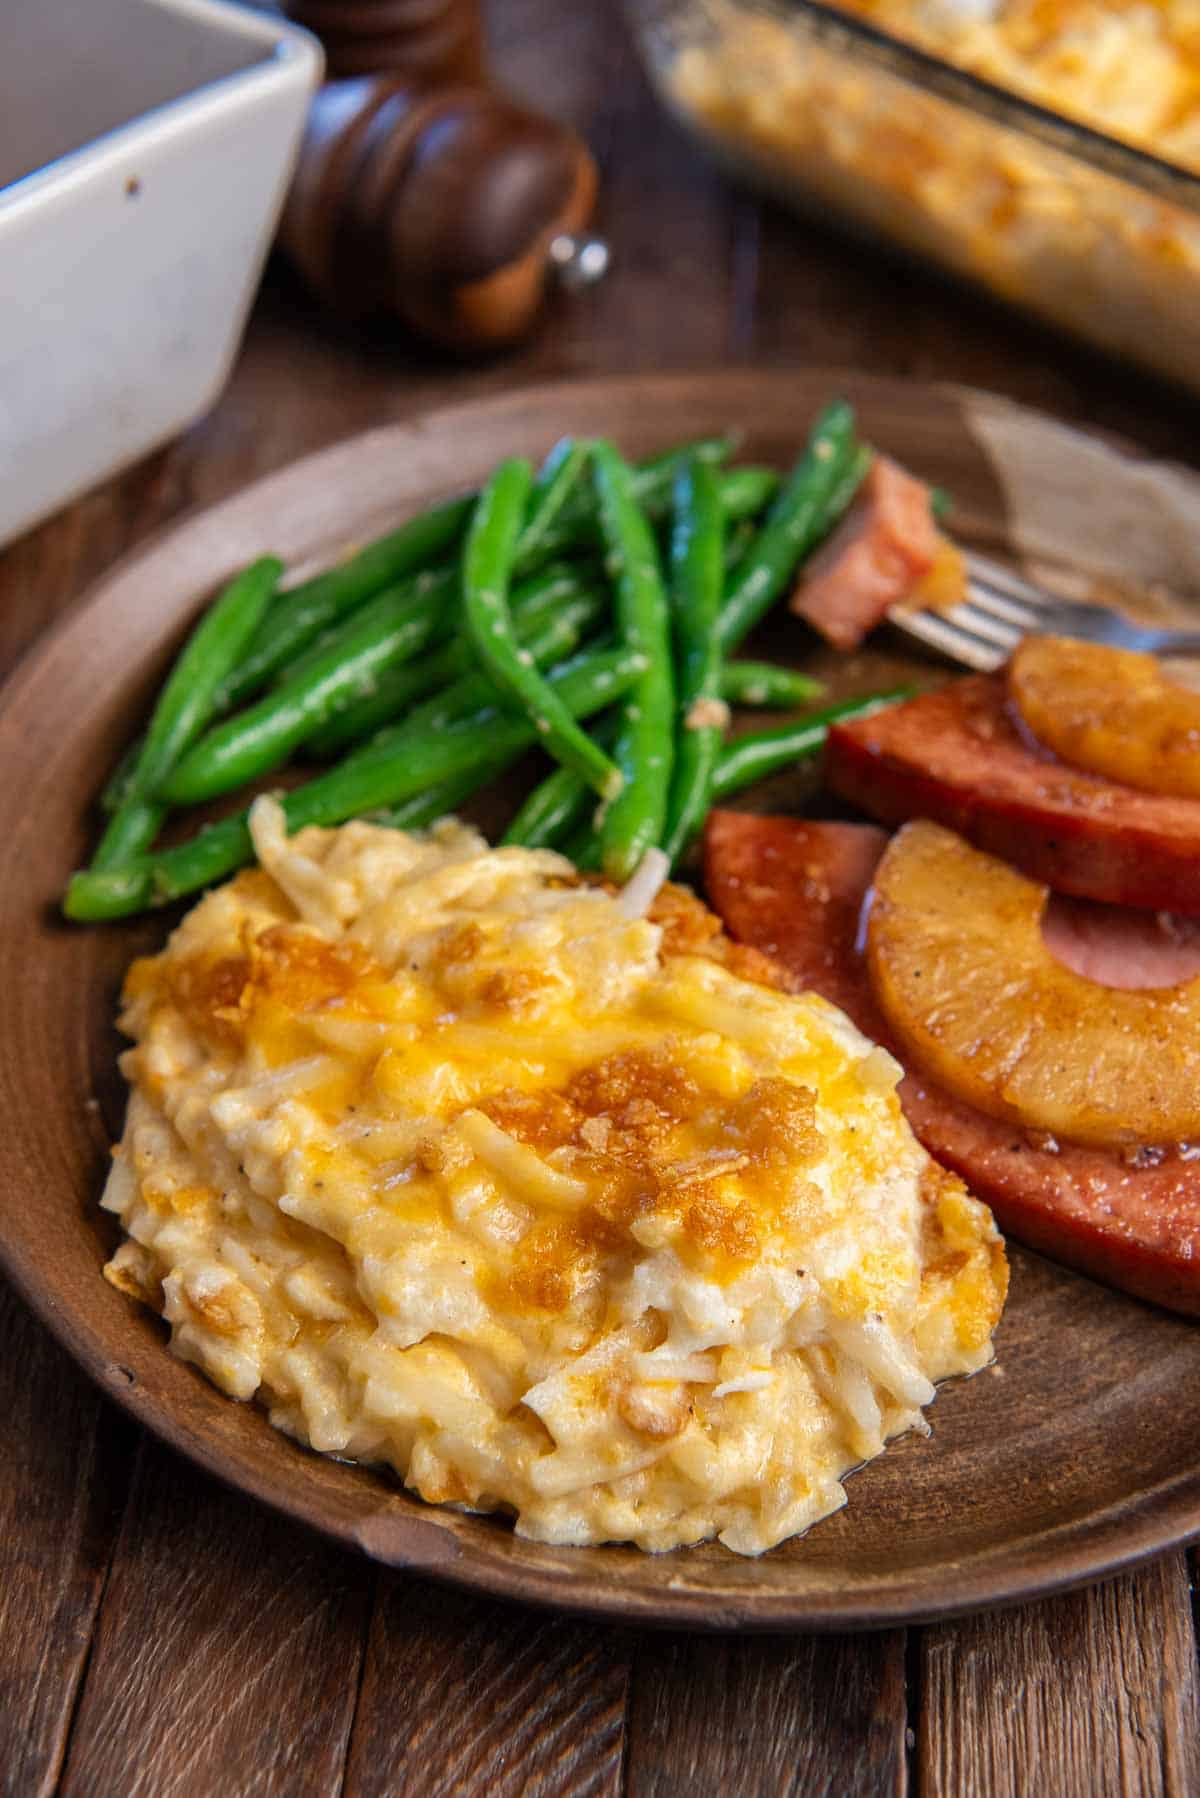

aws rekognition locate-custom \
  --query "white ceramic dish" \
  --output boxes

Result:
[0,0,321,547]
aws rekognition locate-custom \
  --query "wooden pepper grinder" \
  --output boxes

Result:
[282,0,486,84]
[279,0,606,352]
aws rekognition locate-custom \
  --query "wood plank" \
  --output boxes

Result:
[59,1438,372,1798]
[0,1281,133,1797]
[739,195,925,378]
[491,0,740,376]
[919,1555,1200,1798]
[624,1628,908,1798]
[342,1576,630,1798]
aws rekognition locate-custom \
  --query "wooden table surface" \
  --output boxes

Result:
[4,5,1200,1793]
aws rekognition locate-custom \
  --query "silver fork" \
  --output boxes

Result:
[889,551,1200,671]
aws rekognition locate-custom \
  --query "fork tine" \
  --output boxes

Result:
[966,552,1059,613]
[888,606,1006,671]
[942,600,1021,653]
[961,577,1045,632]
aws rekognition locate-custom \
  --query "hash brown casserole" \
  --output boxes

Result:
[102,797,1007,1554]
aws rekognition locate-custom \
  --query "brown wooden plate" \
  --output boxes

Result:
[3,370,1200,1631]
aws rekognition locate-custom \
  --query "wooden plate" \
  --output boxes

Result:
[3,369,1200,1632]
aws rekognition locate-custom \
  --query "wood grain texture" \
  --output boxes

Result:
[343,1579,630,1797]
[625,1630,908,1798]
[59,1441,372,1798]
[920,1555,1200,1798]
[0,1286,132,1798]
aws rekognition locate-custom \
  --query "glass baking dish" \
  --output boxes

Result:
[626,0,1200,392]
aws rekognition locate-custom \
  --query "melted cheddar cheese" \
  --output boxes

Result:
[102,798,1006,1554]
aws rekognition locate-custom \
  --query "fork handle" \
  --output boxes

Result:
[1143,630,1200,658]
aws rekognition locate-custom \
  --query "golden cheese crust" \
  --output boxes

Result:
[102,800,1006,1555]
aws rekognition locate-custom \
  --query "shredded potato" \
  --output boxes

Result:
[103,802,1006,1554]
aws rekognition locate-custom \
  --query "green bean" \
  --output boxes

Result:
[821,442,873,537]
[219,495,473,708]
[406,588,607,739]
[717,402,859,653]
[555,433,733,530]
[92,555,282,868]
[305,642,462,760]
[633,433,738,491]
[719,661,824,708]
[305,560,600,758]
[662,456,726,867]
[593,441,675,881]
[721,518,755,572]
[212,441,740,718]
[715,465,780,521]
[502,762,593,850]
[101,738,142,816]
[531,463,768,568]
[529,435,736,563]
[514,439,590,573]
[931,485,952,522]
[464,458,622,800]
[92,799,168,871]
[279,565,456,688]
[501,716,619,850]
[64,861,165,922]
[63,644,648,921]
[374,767,495,831]
[559,817,602,871]
[163,580,447,805]
[711,689,913,799]
[294,638,644,821]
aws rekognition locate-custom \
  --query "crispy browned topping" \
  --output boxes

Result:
[130,925,381,1049]
[919,1157,968,1215]
[647,882,725,954]
[719,1078,823,1170]
[918,1160,1010,1341]
[481,1088,579,1155]
[480,967,553,1014]
[430,921,486,972]
[683,1188,762,1260]
[249,926,378,1009]
[565,1049,702,1151]
[505,1219,597,1312]
[478,1050,824,1311]
[648,882,789,991]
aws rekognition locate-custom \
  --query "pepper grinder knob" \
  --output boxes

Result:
[279,76,605,352]
[282,0,487,85]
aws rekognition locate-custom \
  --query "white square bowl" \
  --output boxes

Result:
[0,0,322,546]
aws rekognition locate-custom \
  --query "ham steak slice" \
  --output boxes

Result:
[1041,895,1200,991]
[825,675,1200,914]
[790,456,938,651]
[704,809,1200,1316]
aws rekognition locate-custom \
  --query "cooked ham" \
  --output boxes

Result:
[825,675,1200,914]
[790,455,939,650]
[704,809,1200,1317]
[1041,896,1200,990]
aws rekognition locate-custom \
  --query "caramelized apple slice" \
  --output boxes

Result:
[1010,634,1200,800]
[866,819,1200,1148]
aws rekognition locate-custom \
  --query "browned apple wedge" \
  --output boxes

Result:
[866,819,1200,1148]
[1010,634,1200,800]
